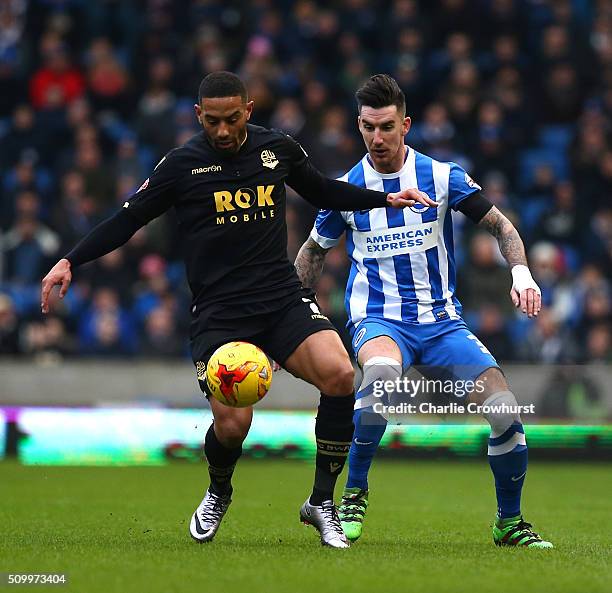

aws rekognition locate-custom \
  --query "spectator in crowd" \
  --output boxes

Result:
[85,37,131,115]
[536,181,581,248]
[21,315,75,360]
[2,191,60,284]
[140,305,185,358]
[79,287,135,357]
[474,304,514,363]
[0,104,47,169]
[458,232,515,317]
[520,309,578,364]
[585,324,612,363]
[29,35,85,111]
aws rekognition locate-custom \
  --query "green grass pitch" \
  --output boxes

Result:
[2,460,610,593]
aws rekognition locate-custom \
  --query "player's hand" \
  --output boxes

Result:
[386,188,438,209]
[41,258,72,314]
[510,265,541,318]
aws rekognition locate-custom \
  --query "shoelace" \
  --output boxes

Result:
[514,520,542,540]
[339,495,367,522]
[321,503,344,536]
[501,518,543,545]
[199,492,229,524]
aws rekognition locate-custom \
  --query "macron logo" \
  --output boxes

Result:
[192,165,222,175]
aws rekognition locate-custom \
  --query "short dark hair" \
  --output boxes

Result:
[198,71,248,103]
[355,74,406,116]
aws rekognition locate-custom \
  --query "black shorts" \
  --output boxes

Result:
[191,288,336,395]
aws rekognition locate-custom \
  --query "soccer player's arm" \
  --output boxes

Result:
[41,152,179,313]
[294,209,346,288]
[450,163,541,317]
[282,135,436,210]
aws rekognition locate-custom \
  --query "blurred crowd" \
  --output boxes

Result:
[0,0,611,364]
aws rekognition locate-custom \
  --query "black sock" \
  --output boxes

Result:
[310,393,355,506]
[204,423,242,495]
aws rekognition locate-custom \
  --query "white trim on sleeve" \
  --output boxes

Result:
[310,227,341,249]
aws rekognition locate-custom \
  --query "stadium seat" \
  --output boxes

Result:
[519,148,569,191]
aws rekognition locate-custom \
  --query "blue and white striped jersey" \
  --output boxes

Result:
[310,146,481,326]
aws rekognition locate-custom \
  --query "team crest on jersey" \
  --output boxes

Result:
[409,202,430,214]
[261,150,279,169]
[464,172,481,190]
[136,178,149,193]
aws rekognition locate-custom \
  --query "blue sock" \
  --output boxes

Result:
[488,421,528,518]
[346,406,387,490]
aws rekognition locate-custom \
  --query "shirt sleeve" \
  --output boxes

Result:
[282,133,309,169]
[282,132,388,210]
[122,150,180,223]
[310,209,347,249]
[448,162,482,210]
[455,192,494,223]
[65,209,144,268]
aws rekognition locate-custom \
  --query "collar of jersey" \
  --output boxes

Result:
[363,145,411,179]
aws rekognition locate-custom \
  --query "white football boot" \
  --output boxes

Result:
[189,489,232,543]
[299,498,350,548]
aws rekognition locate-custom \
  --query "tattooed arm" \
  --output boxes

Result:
[477,206,541,317]
[294,237,331,288]
[478,206,527,268]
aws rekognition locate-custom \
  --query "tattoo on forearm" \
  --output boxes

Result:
[478,207,527,268]
[294,237,329,288]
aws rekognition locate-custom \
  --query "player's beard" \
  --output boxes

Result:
[214,139,238,153]
[213,128,247,154]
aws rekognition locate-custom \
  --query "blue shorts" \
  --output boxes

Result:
[349,317,499,383]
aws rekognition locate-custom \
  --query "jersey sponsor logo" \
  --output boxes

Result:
[261,149,279,169]
[214,185,275,211]
[136,178,149,193]
[464,172,481,190]
[192,165,222,174]
[214,185,276,224]
[354,221,438,257]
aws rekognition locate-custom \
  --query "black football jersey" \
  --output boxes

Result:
[124,125,311,320]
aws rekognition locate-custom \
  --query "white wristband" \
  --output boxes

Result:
[511,265,541,295]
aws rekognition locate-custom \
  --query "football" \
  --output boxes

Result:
[205,341,272,407]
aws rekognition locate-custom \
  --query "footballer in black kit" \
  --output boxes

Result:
[40,71,436,549]
[124,122,344,371]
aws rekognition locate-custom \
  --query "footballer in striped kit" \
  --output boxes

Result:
[296,74,552,549]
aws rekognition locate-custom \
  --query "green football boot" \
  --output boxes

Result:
[493,515,553,549]
[338,487,369,542]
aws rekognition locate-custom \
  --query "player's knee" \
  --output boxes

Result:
[214,416,251,447]
[361,356,402,387]
[482,390,522,436]
[320,363,355,396]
